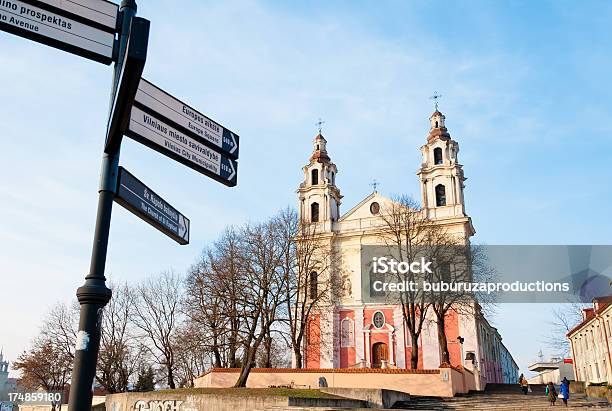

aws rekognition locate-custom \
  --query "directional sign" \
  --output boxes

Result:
[126,106,238,187]
[134,79,239,159]
[36,0,118,31]
[0,0,117,64]
[105,16,149,153]
[115,167,190,245]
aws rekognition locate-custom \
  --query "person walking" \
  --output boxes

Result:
[546,381,558,406]
[558,377,570,407]
[518,373,529,395]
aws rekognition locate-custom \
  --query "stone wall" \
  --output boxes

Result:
[195,366,477,397]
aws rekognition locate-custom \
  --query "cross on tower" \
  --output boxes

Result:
[429,91,443,111]
[370,179,379,192]
[316,118,325,134]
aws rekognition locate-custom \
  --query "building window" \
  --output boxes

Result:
[434,147,443,165]
[311,202,319,222]
[309,271,318,298]
[439,262,451,282]
[370,202,380,215]
[311,169,319,185]
[435,121,439,128]
[331,171,335,185]
[373,311,385,328]
[341,318,355,347]
[435,184,446,206]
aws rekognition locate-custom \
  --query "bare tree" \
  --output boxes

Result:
[131,271,183,389]
[545,299,585,358]
[378,195,437,369]
[184,227,245,369]
[233,220,288,387]
[41,301,79,361]
[96,281,145,393]
[13,336,71,410]
[276,207,340,368]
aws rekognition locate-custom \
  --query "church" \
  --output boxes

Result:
[296,109,519,386]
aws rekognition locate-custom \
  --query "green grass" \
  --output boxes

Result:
[155,387,342,399]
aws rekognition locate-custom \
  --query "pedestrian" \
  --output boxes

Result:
[558,377,570,407]
[546,381,557,406]
[518,373,529,395]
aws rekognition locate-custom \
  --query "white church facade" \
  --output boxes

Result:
[296,109,518,386]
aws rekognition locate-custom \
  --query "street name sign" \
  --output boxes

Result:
[0,0,118,64]
[134,79,240,159]
[115,167,190,245]
[105,16,149,153]
[126,105,238,187]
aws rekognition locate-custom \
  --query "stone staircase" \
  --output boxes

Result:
[392,383,611,410]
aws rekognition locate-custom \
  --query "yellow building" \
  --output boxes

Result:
[567,296,612,384]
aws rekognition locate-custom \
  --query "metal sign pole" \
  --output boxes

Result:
[68,1,137,409]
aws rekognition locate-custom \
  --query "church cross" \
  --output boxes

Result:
[370,179,379,192]
[429,91,443,110]
[316,118,325,134]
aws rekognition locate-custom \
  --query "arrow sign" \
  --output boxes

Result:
[126,106,238,187]
[134,79,239,159]
[115,167,190,245]
[105,16,149,153]
[0,0,118,64]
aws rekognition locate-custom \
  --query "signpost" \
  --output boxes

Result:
[115,167,190,244]
[127,105,238,186]
[0,0,118,64]
[1,0,241,409]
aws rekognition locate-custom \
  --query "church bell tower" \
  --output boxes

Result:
[417,109,467,219]
[298,133,342,227]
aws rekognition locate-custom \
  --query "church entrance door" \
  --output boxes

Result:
[372,342,388,368]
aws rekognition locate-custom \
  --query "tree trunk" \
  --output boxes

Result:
[437,313,450,365]
[293,346,303,369]
[167,365,176,389]
[234,348,256,387]
[262,335,273,368]
[410,333,419,369]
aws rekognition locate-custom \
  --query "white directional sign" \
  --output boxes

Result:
[36,0,118,31]
[135,79,239,159]
[0,0,117,64]
[127,106,238,187]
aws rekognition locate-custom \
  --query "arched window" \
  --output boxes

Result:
[341,318,355,347]
[311,202,319,222]
[309,271,318,298]
[435,121,439,128]
[311,169,319,185]
[434,147,443,165]
[331,171,335,185]
[435,184,446,206]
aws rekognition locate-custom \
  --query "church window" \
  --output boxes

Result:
[439,262,451,282]
[435,184,446,206]
[370,202,380,215]
[309,271,318,298]
[373,311,385,328]
[331,172,335,185]
[341,318,355,347]
[311,202,319,222]
[435,121,439,128]
[434,147,443,165]
[311,169,319,185]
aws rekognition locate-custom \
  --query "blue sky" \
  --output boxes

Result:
[1,0,611,377]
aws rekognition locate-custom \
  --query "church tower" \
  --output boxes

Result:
[417,110,467,219]
[297,133,342,227]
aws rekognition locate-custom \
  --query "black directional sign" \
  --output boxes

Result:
[0,0,119,64]
[134,79,240,159]
[105,16,149,153]
[126,105,238,187]
[115,167,190,245]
